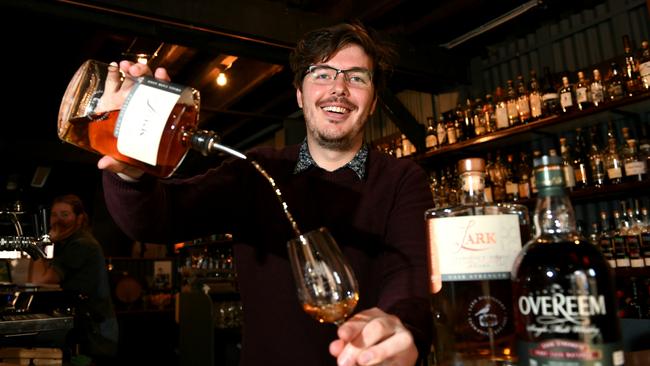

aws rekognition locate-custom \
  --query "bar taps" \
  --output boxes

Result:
[0,210,48,259]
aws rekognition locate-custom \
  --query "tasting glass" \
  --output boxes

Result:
[287,227,359,326]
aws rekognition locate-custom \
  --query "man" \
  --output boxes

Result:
[100,21,432,366]
[31,194,118,365]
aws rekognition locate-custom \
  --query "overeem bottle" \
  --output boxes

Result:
[426,158,530,365]
[512,155,624,366]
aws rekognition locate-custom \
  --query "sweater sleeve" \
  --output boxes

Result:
[377,161,434,361]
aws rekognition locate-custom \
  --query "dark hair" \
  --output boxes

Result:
[52,194,90,230]
[289,20,397,94]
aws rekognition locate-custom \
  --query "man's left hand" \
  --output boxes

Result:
[329,307,418,366]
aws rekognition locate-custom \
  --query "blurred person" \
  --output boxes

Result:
[99,21,432,366]
[31,194,118,365]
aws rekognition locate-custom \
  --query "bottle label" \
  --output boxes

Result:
[607,167,623,179]
[591,84,604,103]
[624,161,646,175]
[576,87,589,103]
[517,340,624,366]
[529,93,542,118]
[495,105,509,129]
[425,134,437,149]
[563,165,576,187]
[116,77,183,165]
[426,214,521,291]
[560,91,573,108]
[436,124,447,144]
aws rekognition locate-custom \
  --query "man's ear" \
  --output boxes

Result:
[296,88,303,108]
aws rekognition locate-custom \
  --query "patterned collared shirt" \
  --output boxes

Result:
[293,139,368,180]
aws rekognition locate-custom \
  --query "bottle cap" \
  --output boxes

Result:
[458,158,485,173]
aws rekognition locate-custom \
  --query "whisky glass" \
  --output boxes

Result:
[287,227,358,326]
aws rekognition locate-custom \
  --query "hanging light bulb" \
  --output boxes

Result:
[216,72,228,86]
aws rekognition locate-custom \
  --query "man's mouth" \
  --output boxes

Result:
[321,105,350,114]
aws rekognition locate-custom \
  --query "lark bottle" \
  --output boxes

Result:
[426,158,530,366]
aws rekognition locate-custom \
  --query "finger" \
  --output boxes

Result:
[337,317,393,366]
[104,62,122,93]
[154,67,171,82]
[356,329,416,366]
[329,339,346,358]
[97,156,144,179]
[338,308,384,341]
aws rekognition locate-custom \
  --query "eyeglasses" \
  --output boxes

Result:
[304,65,373,88]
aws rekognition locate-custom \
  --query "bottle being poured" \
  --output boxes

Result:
[57,60,246,178]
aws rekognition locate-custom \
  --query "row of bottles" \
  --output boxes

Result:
[413,34,650,155]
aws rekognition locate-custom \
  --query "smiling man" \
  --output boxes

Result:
[100,21,433,366]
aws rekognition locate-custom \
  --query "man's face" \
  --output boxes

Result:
[296,44,377,151]
[49,202,82,242]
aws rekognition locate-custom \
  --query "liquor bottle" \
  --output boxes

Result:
[482,94,496,134]
[505,153,520,202]
[529,149,542,195]
[622,135,647,182]
[559,137,577,190]
[612,210,631,268]
[490,151,508,202]
[575,71,592,110]
[462,99,477,140]
[512,155,624,366]
[589,127,607,187]
[528,70,543,120]
[622,35,642,96]
[58,60,244,178]
[590,68,606,107]
[425,117,438,150]
[484,152,496,203]
[436,114,448,147]
[541,67,560,116]
[604,125,624,185]
[598,210,617,268]
[606,62,626,101]
[517,151,532,200]
[494,86,510,130]
[624,206,644,268]
[639,207,650,266]
[426,157,530,366]
[446,113,458,145]
[506,80,520,126]
[473,98,487,136]
[558,75,576,113]
[516,75,531,123]
[639,40,650,90]
[573,127,590,188]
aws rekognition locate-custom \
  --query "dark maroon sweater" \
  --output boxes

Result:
[103,144,433,366]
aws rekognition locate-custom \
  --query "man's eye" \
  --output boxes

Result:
[314,72,333,80]
[348,75,367,84]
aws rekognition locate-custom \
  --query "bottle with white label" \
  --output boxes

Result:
[57,60,245,178]
[512,155,624,366]
[425,158,530,365]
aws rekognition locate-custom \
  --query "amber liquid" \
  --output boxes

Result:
[60,104,198,178]
[302,296,359,324]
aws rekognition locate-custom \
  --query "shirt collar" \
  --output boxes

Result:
[293,139,368,179]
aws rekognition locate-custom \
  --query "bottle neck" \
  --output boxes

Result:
[533,187,577,237]
[459,171,486,205]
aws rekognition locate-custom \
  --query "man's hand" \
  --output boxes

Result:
[95,61,172,180]
[329,307,418,366]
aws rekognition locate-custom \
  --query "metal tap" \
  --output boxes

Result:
[0,210,49,259]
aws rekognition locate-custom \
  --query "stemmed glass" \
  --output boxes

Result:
[287,227,359,326]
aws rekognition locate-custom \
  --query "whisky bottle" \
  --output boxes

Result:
[591,69,606,107]
[436,115,448,147]
[575,71,592,110]
[506,80,520,126]
[624,207,644,268]
[494,86,510,130]
[612,210,631,268]
[426,158,530,366]
[622,35,642,96]
[58,60,244,178]
[573,128,590,188]
[505,153,520,202]
[516,75,531,123]
[598,210,617,268]
[541,67,560,116]
[604,125,624,185]
[425,117,438,150]
[639,207,650,266]
[473,98,487,136]
[559,137,577,190]
[558,75,576,113]
[606,62,626,101]
[622,136,647,182]
[512,155,624,366]
[639,40,650,90]
[482,94,496,134]
[589,127,608,187]
[528,70,543,120]
[517,151,532,200]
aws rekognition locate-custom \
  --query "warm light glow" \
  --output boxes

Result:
[137,55,148,65]
[216,72,228,86]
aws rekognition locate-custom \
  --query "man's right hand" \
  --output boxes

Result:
[96,61,172,180]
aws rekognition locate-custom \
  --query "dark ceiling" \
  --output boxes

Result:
[0,0,604,173]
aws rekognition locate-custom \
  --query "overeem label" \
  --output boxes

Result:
[517,285,624,366]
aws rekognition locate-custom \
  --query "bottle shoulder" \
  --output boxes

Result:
[515,234,612,271]
[426,202,528,218]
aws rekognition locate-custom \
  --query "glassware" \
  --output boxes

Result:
[425,157,530,365]
[57,60,245,178]
[287,227,359,326]
[512,155,624,366]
